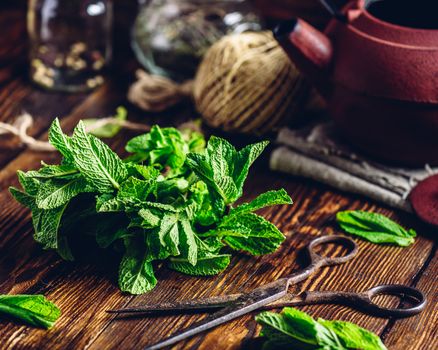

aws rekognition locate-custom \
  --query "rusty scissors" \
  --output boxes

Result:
[107,235,426,350]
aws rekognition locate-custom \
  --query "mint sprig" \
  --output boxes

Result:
[256,307,387,350]
[336,211,416,247]
[0,294,61,329]
[10,120,292,295]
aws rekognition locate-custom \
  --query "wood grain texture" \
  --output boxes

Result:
[0,2,436,350]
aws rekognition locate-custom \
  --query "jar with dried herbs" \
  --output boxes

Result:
[132,0,263,81]
[27,0,113,92]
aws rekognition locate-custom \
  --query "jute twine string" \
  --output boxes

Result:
[128,31,309,135]
[128,70,194,112]
[195,32,308,134]
[0,114,151,152]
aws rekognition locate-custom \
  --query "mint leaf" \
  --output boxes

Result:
[320,319,387,350]
[169,251,230,276]
[179,219,198,266]
[96,228,127,249]
[118,236,157,294]
[157,213,181,257]
[48,118,73,163]
[214,212,285,255]
[17,170,40,196]
[256,309,320,346]
[187,137,268,205]
[336,211,416,247]
[70,121,127,192]
[137,209,160,228]
[126,163,160,181]
[233,140,269,196]
[36,177,91,209]
[10,187,35,208]
[11,188,67,250]
[126,125,189,171]
[118,176,157,202]
[33,205,67,249]
[83,106,127,138]
[0,295,61,329]
[231,189,293,215]
[256,307,386,350]
[25,164,78,179]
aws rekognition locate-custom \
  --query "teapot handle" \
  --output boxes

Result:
[274,19,333,97]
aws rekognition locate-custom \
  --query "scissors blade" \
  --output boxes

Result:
[144,281,287,350]
[108,291,306,315]
[107,294,239,314]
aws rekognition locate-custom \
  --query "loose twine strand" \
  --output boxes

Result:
[0,113,151,152]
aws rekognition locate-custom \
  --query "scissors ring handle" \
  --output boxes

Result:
[363,284,427,317]
[307,235,358,267]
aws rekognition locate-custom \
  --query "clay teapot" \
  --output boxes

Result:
[274,0,438,166]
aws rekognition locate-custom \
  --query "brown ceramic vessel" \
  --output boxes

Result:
[275,0,438,166]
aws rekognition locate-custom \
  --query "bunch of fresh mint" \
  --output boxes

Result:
[10,119,292,294]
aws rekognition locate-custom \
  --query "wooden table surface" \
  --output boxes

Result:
[0,2,436,350]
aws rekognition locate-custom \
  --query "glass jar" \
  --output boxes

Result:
[132,0,263,81]
[27,0,113,92]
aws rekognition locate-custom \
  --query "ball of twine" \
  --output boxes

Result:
[193,31,309,135]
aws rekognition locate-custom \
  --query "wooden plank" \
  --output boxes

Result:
[86,175,435,350]
[0,97,435,349]
[0,3,435,349]
[382,247,437,350]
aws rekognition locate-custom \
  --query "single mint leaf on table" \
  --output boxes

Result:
[336,210,416,247]
[319,319,387,350]
[0,295,61,329]
[256,307,387,350]
[69,121,128,192]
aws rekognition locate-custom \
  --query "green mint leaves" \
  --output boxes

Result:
[11,120,292,295]
[336,211,416,247]
[186,137,269,209]
[256,307,387,350]
[0,295,61,329]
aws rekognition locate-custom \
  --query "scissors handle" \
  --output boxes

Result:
[296,284,426,318]
[283,235,358,286]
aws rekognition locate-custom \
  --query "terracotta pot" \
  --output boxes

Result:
[274,0,438,166]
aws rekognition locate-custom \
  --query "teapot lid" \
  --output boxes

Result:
[347,0,438,47]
